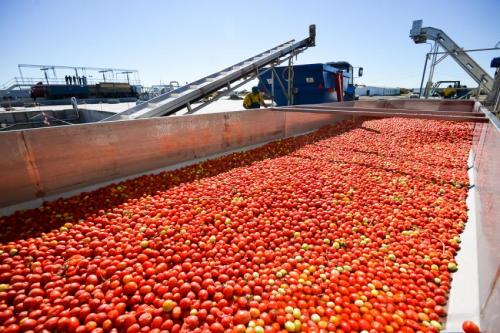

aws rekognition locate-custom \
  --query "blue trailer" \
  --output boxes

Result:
[258,62,355,106]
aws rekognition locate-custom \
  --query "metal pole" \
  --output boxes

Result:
[273,67,289,101]
[418,53,428,98]
[427,46,500,55]
[424,43,439,98]
[494,89,500,113]
[476,76,483,101]
[434,53,449,65]
[43,70,49,85]
[287,57,292,105]
[271,64,275,106]
[290,57,294,105]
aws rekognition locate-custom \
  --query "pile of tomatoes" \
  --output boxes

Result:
[0,118,474,333]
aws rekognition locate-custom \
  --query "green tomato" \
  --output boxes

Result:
[447,262,458,272]
[284,321,296,332]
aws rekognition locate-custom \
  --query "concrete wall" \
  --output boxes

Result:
[0,110,345,211]
[471,104,500,332]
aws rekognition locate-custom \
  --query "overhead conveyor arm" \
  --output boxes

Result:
[410,20,494,94]
[102,25,316,121]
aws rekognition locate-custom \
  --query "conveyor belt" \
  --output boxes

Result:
[102,26,316,121]
[410,20,494,94]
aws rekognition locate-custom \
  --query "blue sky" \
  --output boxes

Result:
[1,0,499,88]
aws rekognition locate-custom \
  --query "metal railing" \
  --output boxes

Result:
[1,76,141,90]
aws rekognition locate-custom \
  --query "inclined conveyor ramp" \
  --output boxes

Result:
[410,20,495,95]
[102,25,316,121]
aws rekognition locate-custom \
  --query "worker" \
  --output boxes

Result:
[243,86,268,109]
[344,84,356,101]
[442,85,457,99]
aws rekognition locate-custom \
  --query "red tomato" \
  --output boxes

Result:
[210,322,225,333]
[0,118,474,333]
[184,315,199,329]
[462,321,480,333]
[234,310,251,325]
[123,282,138,295]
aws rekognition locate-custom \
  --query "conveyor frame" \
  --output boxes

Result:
[410,20,496,99]
[101,25,316,121]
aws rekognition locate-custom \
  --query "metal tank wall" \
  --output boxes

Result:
[471,103,500,332]
[351,99,476,111]
[0,100,498,330]
[0,100,477,213]
[0,109,346,213]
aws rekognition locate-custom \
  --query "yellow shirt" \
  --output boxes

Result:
[243,92,264,109]
[442,87,457,98]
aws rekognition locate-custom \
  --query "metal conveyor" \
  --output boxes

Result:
[102,25,316,121]
[410,20,494,96]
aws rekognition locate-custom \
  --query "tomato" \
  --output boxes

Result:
[234,310,251,325]
[123,282,138,295]
[11,319,28,332]
[462,320,480,333]
[184,315,199,329]
[339,320,352,332]
[67,317,80,332]
[232,324,245,333]
[4,324,20,333]
[223,285,234,299]
[210,322,225,333]
[172,306,182,319]
[138,312,152,327]
[0,118,473,333]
